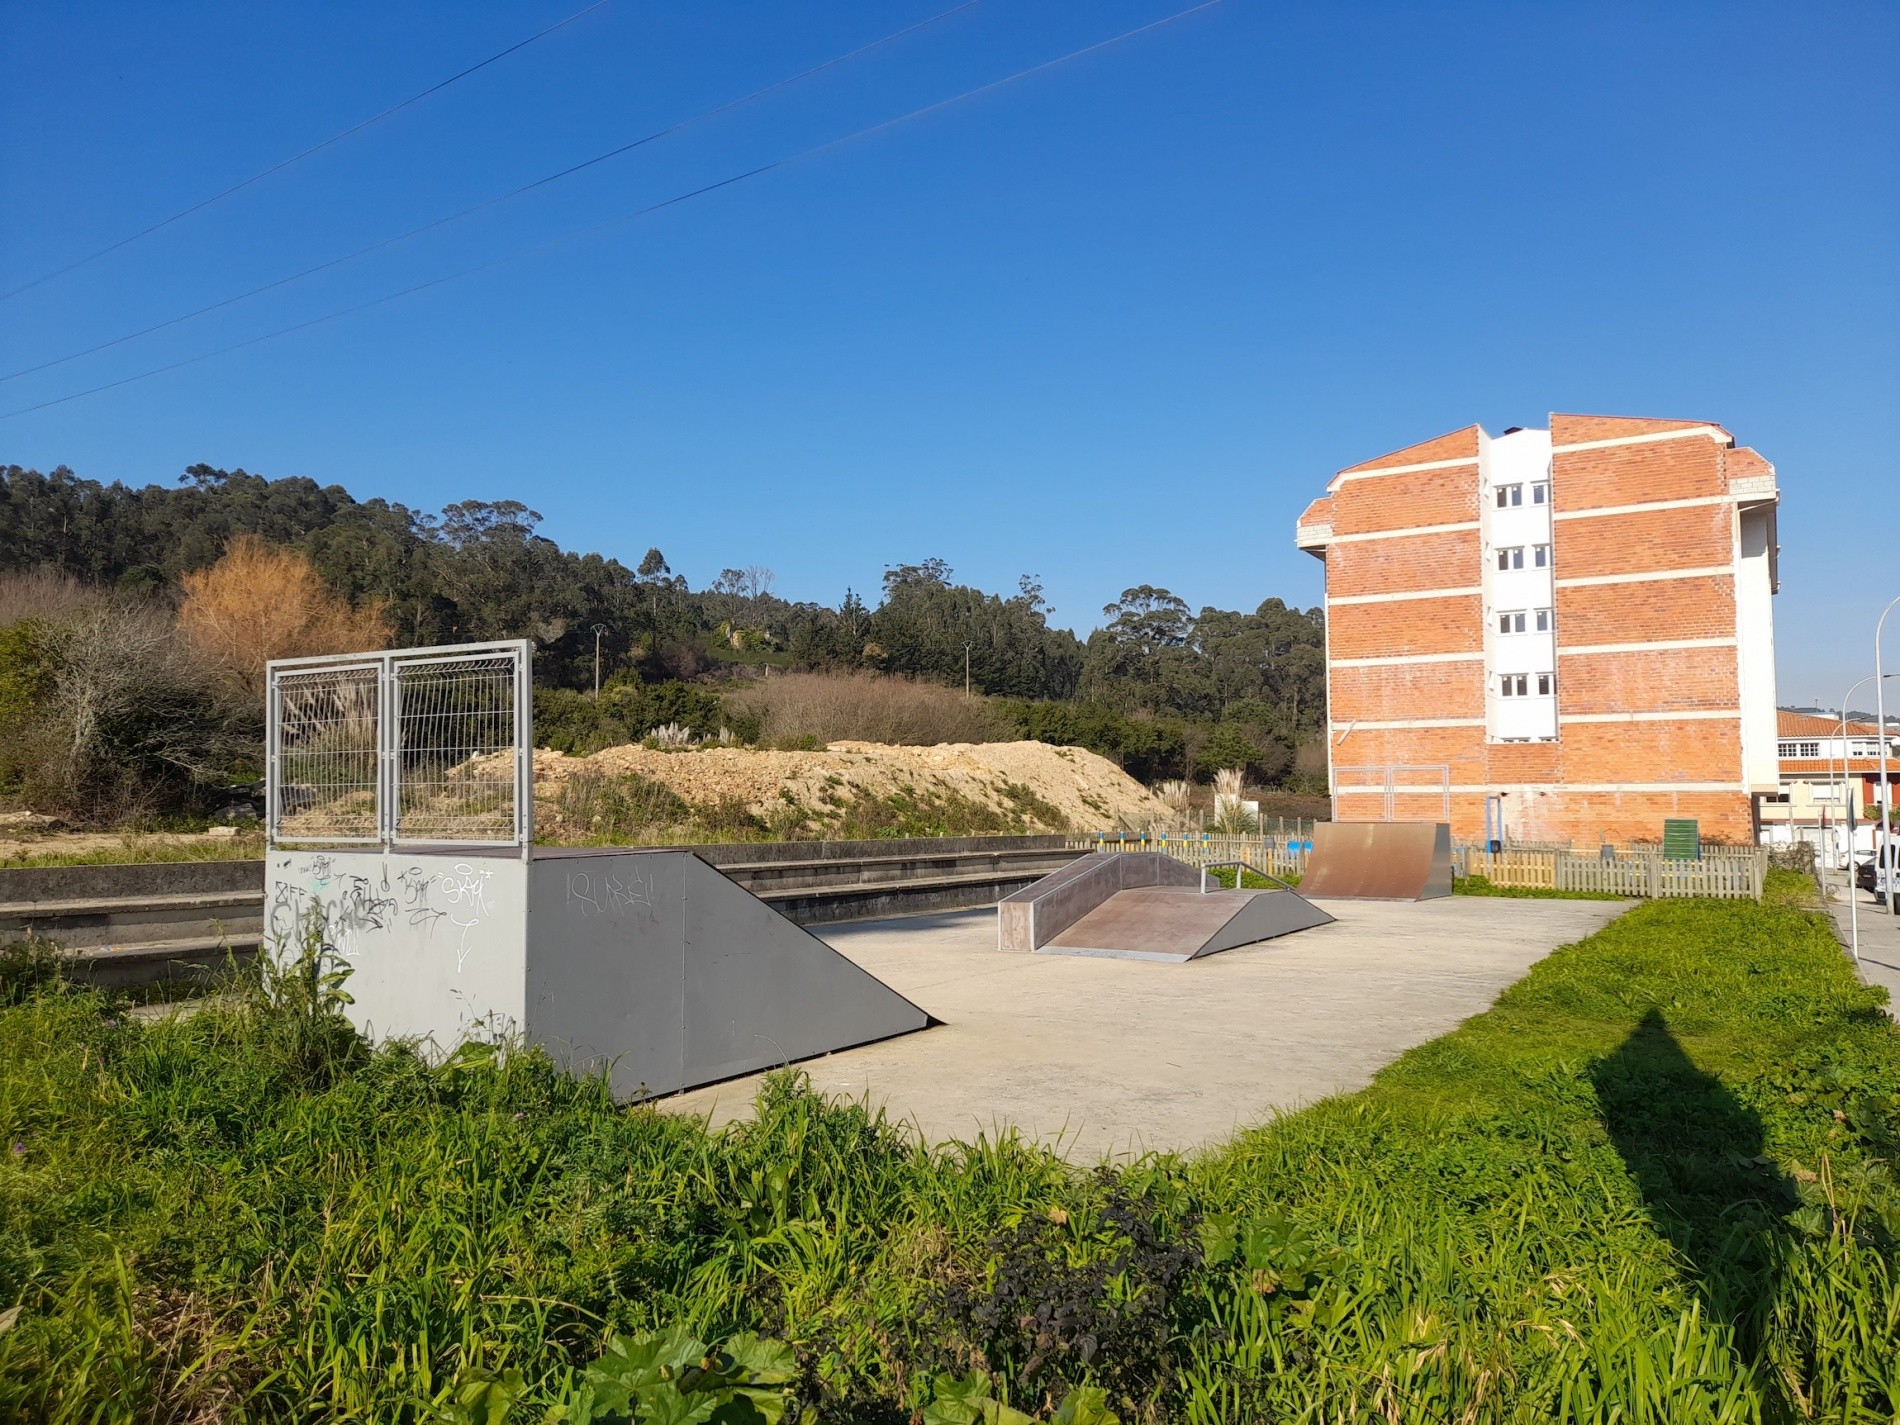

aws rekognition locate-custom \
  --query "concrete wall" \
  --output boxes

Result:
[266,850,528,1050]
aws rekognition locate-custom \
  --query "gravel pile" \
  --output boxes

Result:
[533,738,1165,834]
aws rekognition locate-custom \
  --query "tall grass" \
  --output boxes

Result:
[1,873,1895,1421]
[729,672,1008,747]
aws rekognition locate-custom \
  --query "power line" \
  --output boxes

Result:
[0,0,612,303]
[0,1,1220,423]
[0,0,979,385]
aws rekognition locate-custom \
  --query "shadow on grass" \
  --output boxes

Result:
[1590,1010,1795,1362]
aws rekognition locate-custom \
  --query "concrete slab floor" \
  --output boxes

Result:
[664,895,1631,1162]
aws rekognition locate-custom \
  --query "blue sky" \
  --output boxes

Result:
[2,2,1896,706]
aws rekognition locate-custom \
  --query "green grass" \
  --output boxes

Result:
[1,872,1896,1422]
[1453,872,1629,900]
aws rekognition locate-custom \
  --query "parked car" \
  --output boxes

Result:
[1857,841,1900,898]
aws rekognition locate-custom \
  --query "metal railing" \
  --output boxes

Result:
[267,640,533,855]
[1068,833,1309,880]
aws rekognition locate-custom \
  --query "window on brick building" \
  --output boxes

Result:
[1499,610,1526,634]
[1536,673,1553,696]
[1498,547,1524,571]
[1531,481,1550,505]
[1532,544,1551,568]
[1500,673,1528,697]
[1496,484,1523,508]
[1534,607,1553,632]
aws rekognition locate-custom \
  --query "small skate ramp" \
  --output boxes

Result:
[1040,885,1335,962]
[998,851,1200,952]
[1299,822,1452,901]
[998,851,1333,962]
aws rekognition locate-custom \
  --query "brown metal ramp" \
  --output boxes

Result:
[1041,885,1335,962]
[1298,822,1453,901]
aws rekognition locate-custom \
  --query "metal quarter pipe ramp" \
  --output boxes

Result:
[998,851,1334,962]
[267,846,930,1101]
[1297,822,1453,901]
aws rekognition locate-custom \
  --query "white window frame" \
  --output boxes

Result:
[1532,544,1551,569]
[1496,484,1523,509]
[1534,607,1553,633]
[1498,546,1525,571]
[1499,609,1526,634]
[1536,672,1553,696]
[1500,673,1528,697]
[1531,481,1550,505]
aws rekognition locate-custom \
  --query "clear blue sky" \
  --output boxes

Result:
[2,2,1895,706]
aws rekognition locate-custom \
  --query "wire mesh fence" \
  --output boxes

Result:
[273,663,382,842]
[268,640,531,849]
[396,653,524,843]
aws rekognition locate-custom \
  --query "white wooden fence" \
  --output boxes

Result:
[1073,833,1768,899]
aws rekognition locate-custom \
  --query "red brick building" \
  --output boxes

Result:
[1295,415,1780,844]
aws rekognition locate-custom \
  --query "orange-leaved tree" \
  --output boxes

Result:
[179,534,389,697]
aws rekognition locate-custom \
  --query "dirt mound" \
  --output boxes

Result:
[534,739,1164,837]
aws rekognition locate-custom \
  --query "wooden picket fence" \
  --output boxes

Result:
[1076,832,1767,900]
[1454,844,1766,899]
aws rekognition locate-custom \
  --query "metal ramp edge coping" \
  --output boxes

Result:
[997,850,1334,961]
[266,844,932,1101]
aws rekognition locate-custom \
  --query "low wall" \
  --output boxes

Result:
[0,858,264,905]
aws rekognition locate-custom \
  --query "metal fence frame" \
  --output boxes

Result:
[266,639,533,856]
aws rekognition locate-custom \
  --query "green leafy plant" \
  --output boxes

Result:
[556,1324,800,1424]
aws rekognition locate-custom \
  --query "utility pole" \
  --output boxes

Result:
[592,624,608,700]
[964,641,973,699]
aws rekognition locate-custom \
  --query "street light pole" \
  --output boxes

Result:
[591,623,608,700]
[1878,596,1900,917]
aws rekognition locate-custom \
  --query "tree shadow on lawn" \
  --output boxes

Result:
[1590,1009,1796,1365]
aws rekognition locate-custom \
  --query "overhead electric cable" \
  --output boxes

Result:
[0,0,979,385]
[0,0,611,303]
[0,0,1220,423]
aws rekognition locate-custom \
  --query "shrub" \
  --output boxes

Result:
[535,681,737,755]
[1191,724,1289,785]
[729,671,1006,747]
[178,533,388,698]
[1,601,250,821]
[997,700,1187,782]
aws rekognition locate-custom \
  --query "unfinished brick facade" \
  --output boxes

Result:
[1296,415,1780,846]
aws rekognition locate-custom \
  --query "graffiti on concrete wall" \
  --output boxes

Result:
[563,863,654,919]
[271,856,499,972]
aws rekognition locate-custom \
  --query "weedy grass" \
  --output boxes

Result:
[0,831,267,870]
[1,871,1896,1422]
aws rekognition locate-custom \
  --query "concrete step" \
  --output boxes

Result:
[0,889,265,949]
[63,932,263,990]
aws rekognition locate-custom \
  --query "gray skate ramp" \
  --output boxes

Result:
[998,851,1200,952]
[999,851,1334,962]
[526,849,930,1100]
[1041,885,1335,962]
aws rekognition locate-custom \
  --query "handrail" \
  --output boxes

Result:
[1199,859,1299,895]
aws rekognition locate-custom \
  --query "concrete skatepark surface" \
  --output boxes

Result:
[666,894,1631,1160]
